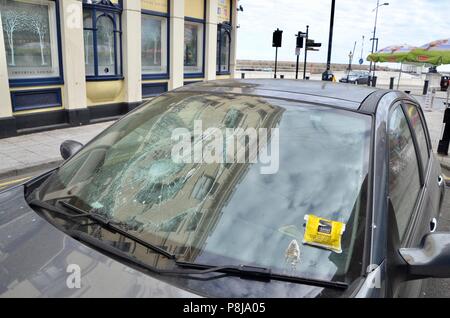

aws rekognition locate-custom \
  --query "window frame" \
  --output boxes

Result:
[216,23,231,75]
[387,102,426,244]
[141,3,170,80]
[3,0,64,88]
[83,0,123,81]
[183,0,206,79]
[402,101,432,176]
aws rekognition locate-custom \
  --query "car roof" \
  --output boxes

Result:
[175,79,382,112]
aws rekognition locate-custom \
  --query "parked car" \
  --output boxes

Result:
[0,79,446,298]
[339,71,370,85]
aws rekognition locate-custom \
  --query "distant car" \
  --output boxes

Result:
[440,76,450,92]
[339,71,370,85]
[0,80,447,298]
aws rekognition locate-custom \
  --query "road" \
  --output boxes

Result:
[0,167,450,297]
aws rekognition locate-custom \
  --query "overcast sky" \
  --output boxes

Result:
[236,0,450,69]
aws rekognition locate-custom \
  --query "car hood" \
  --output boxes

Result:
[0,185,199,298]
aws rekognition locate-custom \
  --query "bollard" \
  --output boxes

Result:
[423,80,429,95]
[241,73,245,79]
[371,76,377,87]
[438,106,450,156]
[280,75,285,79]
[389,77,395,90]
[367,76,372,87]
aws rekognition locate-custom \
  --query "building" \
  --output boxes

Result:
[0,0,239,138]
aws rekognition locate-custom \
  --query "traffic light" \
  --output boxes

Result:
[272,29,283,48]
[296,32,304,49]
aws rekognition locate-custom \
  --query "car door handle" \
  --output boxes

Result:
[430,218,438,233]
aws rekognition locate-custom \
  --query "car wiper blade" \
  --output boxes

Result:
[62,229,348,289]
[174,261,349,290]
[59,201,176,260]
[29,198,91,219]
[29,198,176,260]
[62,231,347,290]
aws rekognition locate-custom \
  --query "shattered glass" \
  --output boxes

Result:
[39,92,371,284]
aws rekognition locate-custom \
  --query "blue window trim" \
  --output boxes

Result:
[86,75,124,81]
[83,0,123,81]
[184,0,206,79]
[142,82,168,98]
[216,23,232,76]
[11,87,62,112]
[141,0,170,81]
[7,0,64,88]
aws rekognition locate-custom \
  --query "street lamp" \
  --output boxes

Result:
[368,0,389,85]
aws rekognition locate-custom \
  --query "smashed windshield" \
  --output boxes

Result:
[39,92,372,284]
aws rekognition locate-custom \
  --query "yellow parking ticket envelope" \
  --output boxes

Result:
[303,214,346,253]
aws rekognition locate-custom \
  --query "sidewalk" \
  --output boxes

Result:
[0,121,113,179]
[0,97,450,180]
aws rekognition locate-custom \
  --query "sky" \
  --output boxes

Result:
[236,0,450,70]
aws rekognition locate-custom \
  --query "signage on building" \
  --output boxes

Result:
[141,0,168,13]
[217,0,231,23]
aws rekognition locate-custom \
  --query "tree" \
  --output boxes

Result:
[2,10,24,66]
[27,12,48,66]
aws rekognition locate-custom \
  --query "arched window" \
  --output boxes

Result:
[96,15,116,76]
[217,24,231,74]
[83,1,122,79]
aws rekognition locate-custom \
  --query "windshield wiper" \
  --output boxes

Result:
[174,261,349,290]
[29,199,348,290]
[28,198,176,260]
[65,230,348,290]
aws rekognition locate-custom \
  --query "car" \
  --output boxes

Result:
[0,79,447,298]
[440,76,450,92]
[339,71,370,85]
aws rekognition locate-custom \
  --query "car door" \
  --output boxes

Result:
[386,102,435,297]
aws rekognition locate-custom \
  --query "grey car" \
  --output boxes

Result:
[0,79,447,298]
[339,71,370,85]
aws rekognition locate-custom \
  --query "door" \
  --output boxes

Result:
[386,102,435,297]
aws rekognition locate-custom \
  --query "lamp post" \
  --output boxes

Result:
[303,25,309,79]
[326,0,336,73]
[368,0,389,85]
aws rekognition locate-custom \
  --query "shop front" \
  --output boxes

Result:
[0,0,238,138]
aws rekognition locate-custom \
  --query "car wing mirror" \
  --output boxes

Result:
[60,140,83,160]
[399,233,450,279]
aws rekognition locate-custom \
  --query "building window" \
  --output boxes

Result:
[216,24,231,74]
[0,0,61,83]
[141,13,168,77]
[184,20,204,75]
[83,1,122,79]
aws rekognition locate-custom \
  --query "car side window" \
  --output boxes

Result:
[404,103,430,171]
[388,106,422,241]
